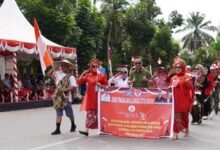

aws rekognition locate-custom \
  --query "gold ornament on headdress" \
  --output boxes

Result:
[88,59,102,66]
[173,56,186,65]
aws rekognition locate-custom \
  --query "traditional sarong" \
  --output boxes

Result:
[53,75,70,110]
[174,112,189,133]
[86,110,98,129]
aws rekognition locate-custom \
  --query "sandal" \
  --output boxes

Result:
[171,133,178,140]
[184,130,189,137]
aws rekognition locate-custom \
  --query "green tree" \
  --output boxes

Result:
[176,11,217,51]
[101,0,128,49]
[179,51,194,66]
[193,47,217,65]
[100,0,128,73]
[167,10,184,30]
[217,26,220,38]
[211,38,220,54]
[209,38,220,63]
[18,0,81,47]
[124,0,159,57]
[150,26,180,67]
[76,0,105,71]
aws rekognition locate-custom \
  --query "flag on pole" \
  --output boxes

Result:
[157,57,162,64]
[108,46,112,61]
[107,45,112,76]
[34,19,54,75]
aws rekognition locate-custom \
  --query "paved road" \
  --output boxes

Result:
[0,104,220,150]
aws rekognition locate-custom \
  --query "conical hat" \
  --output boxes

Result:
[54,59,74,68]
[46,59,74,76]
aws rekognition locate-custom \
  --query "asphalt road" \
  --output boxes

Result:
[0,104,220,150]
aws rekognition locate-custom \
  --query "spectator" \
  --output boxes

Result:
[30,74,38,100]
[0,75,4,103]
[37,74,46,100]
[3,73,13,102]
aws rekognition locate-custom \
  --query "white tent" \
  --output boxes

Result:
[0,0,76,59]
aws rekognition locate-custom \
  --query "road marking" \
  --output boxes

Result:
[29,137,81,150]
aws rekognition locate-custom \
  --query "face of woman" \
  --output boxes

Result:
[121,71,128,77]
[195,67,202,74]
[174,65,182,74]
[91,63,99,72]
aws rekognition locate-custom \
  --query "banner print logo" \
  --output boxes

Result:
[128,105,136,112]
[134,89,142,97]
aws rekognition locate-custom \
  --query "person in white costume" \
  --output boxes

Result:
[109,68,129,88]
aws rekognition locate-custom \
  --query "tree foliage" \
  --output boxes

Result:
[167,10,184,30]
[76,0,105,71]
[150,26,180,67]
[176,11,217,51]
[3,0,219,72]
[18,0,82,47]
[124,0,158,56]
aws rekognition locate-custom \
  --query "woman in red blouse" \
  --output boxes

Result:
[77,59,108,136]
[171,59,194,140]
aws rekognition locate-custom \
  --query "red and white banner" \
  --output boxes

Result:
[98,87,174,138]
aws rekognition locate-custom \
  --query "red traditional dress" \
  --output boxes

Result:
[77,61,108,129]
[171,62,194,134]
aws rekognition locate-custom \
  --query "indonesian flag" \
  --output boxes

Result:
[157,57,162,64]
[34,19,54,75]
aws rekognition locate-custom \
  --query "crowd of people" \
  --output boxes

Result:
[1,56,219,140]
[0,73,50,103]
[74,56,219,139]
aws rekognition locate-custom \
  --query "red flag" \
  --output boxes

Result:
[34,19,54,75]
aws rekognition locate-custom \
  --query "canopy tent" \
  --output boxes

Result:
[0,0,78,102]
[0,0,77,59]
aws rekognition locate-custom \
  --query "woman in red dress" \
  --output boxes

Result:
[77,59,108,136]
[171,59,194,140]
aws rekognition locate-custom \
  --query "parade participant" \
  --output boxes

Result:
[171,58,194,140]
[152,67,169,89]
[186,65,192,73]
[109,67,129,88]
[192,64,209,124]
[203,65,215,119]
[48,60,77,135]
[77,59,108,136]
[128,56,151,88]
[210,65,220,115]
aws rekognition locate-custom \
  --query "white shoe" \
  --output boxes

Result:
[203,116,208,120]
[209,111,214,119]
